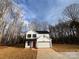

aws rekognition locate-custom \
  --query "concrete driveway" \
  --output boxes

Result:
[36,48,79,59]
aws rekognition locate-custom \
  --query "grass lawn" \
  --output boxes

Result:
[52,44,79,52]
[0,46,37,59]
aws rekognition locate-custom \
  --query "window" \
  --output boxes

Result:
[33,34,36,38]
[27,34,31,38]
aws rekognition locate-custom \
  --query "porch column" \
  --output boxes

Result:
[25,41,30,48]
[30,41,33,48]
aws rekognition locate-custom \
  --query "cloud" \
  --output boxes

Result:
[13,0,37,21]
[45,0,79,25]
[20,5,37,21]
[13,0,79,25]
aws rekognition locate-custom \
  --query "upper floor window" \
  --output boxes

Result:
[33,34,36,38]
[27,34,31,38]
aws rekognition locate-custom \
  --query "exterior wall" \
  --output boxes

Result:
[26,31,37,39]
[25,41,30,48]
[26,30,50,39]
[37,34,50,38]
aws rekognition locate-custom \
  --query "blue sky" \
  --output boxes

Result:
[13,0,79,25]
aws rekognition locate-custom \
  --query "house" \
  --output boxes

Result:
[25,30,52,48]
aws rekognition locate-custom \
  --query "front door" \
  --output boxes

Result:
[25,40,36,48]
[33,41,36,48]
[28,41,36,48]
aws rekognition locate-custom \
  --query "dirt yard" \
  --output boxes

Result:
[0,44,79,59]
[53,44,79,52]
[0,46,37,59]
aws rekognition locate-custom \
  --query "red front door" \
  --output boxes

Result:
[33,41,36,48]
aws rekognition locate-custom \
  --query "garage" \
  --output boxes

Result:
[36,36,52,48]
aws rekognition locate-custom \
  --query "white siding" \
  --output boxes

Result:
[26,30,37,39]
[37,34,50,38]
[25,41,30,48]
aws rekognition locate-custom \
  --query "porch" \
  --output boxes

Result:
[25,39,37,48]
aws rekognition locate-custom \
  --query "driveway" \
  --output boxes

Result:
[36,48,79,59]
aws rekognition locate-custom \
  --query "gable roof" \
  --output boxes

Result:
[36,31,49,34]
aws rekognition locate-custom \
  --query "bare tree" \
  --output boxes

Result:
[28,19,39,31]
[0,0,12,43]
[5,6,24,44]
[29,19,49,31]
[63,3,79,20]
[63,3,79,36]
[0,0,24,44]
[41,21,49,31]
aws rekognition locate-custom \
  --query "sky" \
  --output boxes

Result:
[13,0,79,25]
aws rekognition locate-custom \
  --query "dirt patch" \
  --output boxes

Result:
[0,47,37,59]
[52,44,79,52]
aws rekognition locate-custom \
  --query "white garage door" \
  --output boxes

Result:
[37,41,51,48]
